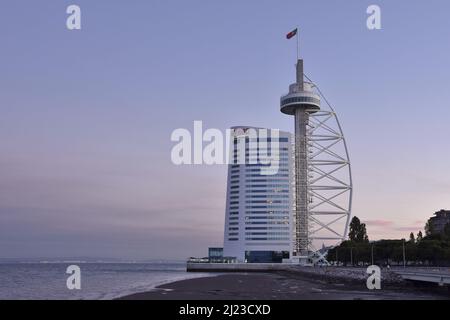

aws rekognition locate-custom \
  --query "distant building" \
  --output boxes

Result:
[208,247,223,263]
[223,127,294,263]
[429,210,450,234]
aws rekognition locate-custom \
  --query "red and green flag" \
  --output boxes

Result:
[286,28,298,40]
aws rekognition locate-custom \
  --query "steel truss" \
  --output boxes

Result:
[304,80,353,265]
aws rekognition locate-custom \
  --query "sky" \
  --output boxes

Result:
[1,0,450,260]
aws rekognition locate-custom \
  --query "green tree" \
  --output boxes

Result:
[418,240,443,266]
[409,232,415,243]
[406,242,418,265]
[425,221,433,236]
[443,223,450,239]
[348,216,369,243]
[417,231,423,242]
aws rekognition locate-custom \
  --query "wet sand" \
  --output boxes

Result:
[118,272,449,300]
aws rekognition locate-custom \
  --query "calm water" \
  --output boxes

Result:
[0,262,212,300]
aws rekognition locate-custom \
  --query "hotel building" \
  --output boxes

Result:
[223,127,295,263]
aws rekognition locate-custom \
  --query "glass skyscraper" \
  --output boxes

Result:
[223,126,294,263]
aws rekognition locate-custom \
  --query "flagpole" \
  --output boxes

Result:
[296,26,299,60]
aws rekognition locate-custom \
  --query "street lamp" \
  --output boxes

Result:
[402,239,406,268]
[371,244,374,265]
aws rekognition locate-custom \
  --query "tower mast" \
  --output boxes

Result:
[281,57,321,265]
[282,31,353,266]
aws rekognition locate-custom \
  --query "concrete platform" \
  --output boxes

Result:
[187,262,298,272]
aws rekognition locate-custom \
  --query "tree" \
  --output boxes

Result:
[361,224,369,242]
[348,216,369,243]
[406,242,418,265]
[418,240,442,266]
[417,231,423,242]
[443,223,450,239]
[409,232,415,243]
[425,220,434,236]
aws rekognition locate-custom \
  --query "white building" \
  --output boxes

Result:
[223,127,294,263]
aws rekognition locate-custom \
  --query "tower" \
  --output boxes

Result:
[280,53,353,266]
[280,60,321,264]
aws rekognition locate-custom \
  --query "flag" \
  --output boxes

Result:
[286,28,298,40]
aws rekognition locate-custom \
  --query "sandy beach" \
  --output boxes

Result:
[118,270,450,300]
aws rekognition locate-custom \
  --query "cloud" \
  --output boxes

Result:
[0,154,226,260]
[363,220,424,231]
[363,220,394,227]
[393,226,424,232]
[361,220,425,240]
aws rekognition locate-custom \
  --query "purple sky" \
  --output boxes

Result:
[1,0,450,259]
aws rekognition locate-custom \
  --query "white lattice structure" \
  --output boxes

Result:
[281,60,352,265]
[306,84,353,265]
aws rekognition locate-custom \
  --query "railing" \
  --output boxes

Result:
[395,270,450,286]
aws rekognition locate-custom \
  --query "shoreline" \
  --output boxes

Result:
[117,268,450,300]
